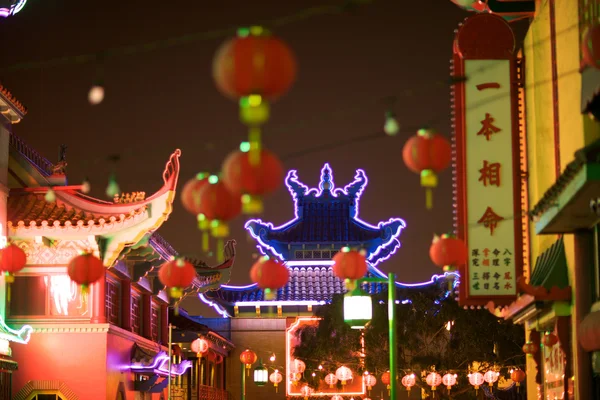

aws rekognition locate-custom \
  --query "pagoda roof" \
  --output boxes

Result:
[0,82,27,123]
[245,163,406,267]
[201,262,458,317]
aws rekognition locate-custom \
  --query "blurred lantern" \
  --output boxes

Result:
[290,372,301,385]
[299,384,314,400]
[483,370,500,387]
[583,24,600,70]
[401,373,416,392]
[426,372,442,393]
[579,310,600,351]
[510,369,526,392]
[106,173,120,198]
[81,178,91,194]
[249,256,289,300]
[0,243,27,284]
[332,247,368,289]
[468,372,485,391]
[269,370,283,392]
[291,359,306,375]
[45,188,56,203]
[158,258,196,303]
[402,128,451,209]
[221,145,284,214]
[429,233,468,272]
[335,366,353,385]
[67,253,105,294]
[442,373,457,391]
[240,349,258,375]
[522,341,538,355]
[364,374,377,392]
[253,360,268,386]
[181,172,211,252]
[331,396,344,400]
[88,84,105,105]
[212,26,297,166]
[384,111,400,136]
[325,373,338,388]
[195,176,242,262]
[191,338,209,357]
[382,371,391,395]
[542,332,559,347]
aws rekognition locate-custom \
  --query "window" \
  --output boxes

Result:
[9,275,89,318]
[151,304,159,342]
[0,371,11,400]
[131,294,141,335]
[105,280,121,325]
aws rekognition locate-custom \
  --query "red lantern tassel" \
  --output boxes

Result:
[81,284,89,297]
[242,194,263,214]
[421,169,438,210]
[216,239,224,263]
[6,283,11,303]
[197,215,211,253]
[248,126,261,167]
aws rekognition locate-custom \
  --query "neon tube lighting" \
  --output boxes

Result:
[0,0,26,17]
[198,293,230,318]
[0,314,32,344]
[234,300,327,307]
[245,163,406,267]
[129,352,192,376]
[285,260,334,267]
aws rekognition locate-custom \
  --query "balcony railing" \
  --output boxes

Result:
[198,385,230,400]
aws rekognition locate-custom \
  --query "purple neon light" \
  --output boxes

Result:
[0,0,26,17]
[0,9,9,17]
[244,163,406,265]
[199,293,230,318]
[129,351,192,376]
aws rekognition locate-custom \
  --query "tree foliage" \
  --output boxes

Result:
[293,279,525,399]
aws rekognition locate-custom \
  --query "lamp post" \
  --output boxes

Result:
[343,273,397,400]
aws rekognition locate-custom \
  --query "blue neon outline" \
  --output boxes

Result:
[0,313,32,344]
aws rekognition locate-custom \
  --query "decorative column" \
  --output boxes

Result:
[142,293,152,339]
[120,279,132,331]
[160,303,169,345]
[90,274,107,323]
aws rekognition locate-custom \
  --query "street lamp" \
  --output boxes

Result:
[253,360,268,386]
[343,286,372,329]
[343,273,397,400]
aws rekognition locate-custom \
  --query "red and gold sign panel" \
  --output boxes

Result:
[451,14,524,306]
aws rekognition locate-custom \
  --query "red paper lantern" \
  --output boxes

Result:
[429,233,468,272]
[158,258,196,299]
[332,247,368,282]
[67,253,105,291]
[579,310,600,351]
[542,332,559,347]
[510,369,526,386]
[0,243,27,283]
[181,173,212,252]
[381,371,391,391]
[191,338,209,356]
[240,349,258,372]
[402,128,451,209]
[212,28,297,102]
[522,341,538,355]
[250,256,289,301]
[583,24,600,70]
[221,148,284,214]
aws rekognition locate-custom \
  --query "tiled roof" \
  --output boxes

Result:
[0,83,27,115]
[9,132,53,176]
[7,191,146,227]
[531,138,600,217]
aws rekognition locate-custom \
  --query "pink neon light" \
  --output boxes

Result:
[129,351,192,376]
[245,163,406,266]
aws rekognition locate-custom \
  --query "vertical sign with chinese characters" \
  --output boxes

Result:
[452,14,524,306]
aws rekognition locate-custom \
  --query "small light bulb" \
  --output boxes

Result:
[106,177,120,198]
[81,179,91,194]
[44,188,56,203]
[311,372,316,377]
[88,85,105,105]
[384,112,400,136]
[318,365,323,370]
[269,354,276,362]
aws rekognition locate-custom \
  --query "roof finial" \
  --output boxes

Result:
[319,163,334,192]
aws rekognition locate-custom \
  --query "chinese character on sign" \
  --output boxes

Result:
[478,160,501,187]
[472,258,479,267]
[504,272,512,280]
[473,272,480,280]
[472,249,479,257]
[504,282,513,290]
[492,258,499,266]
[473,282,480,290]
[477,207,504,235]
[482,272,490,280]
[476,113,501,141]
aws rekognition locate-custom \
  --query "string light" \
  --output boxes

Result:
[383,111,399,136]
[88,85,105,105]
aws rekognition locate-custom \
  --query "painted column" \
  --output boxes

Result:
[160,303,169,345]
[120,279,131,331]
[142,293,152,339]
[572,232,593,400]
[0,122,9,316]
[90,275,107,323]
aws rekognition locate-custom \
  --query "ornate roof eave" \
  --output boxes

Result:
[0,82,27,123]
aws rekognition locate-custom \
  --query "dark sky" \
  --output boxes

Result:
[0,1,511,315]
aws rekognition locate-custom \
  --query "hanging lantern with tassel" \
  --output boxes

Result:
[468,372,485,393]
[332,247,368,291]
[181,172,211,252]
[324,373,338,388]
[67,252,105,295]
[381,371,391,395]
[0,243,27,301]
[249,256,289,300]
[542,332,559,347]
[240,349,258,376]
[429,233,467,273]
[221,144,284,214]
[442,373,457,392]
[191,338,209,358]
[402,128,451,209]
[269,370,283,392]
[510,369,526,393]
[426,372,442,396]
[158,257,196,313]
[364,373,377,393]
[522,341,538,355]
[483,370,500,388]
[299,384,313,400]
[195,176,242,262]
[212,26,297,167]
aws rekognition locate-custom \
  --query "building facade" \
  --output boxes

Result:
[448,1,600,399]
[0,84,238,400]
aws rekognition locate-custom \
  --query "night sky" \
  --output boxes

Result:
[0,1,523,315]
